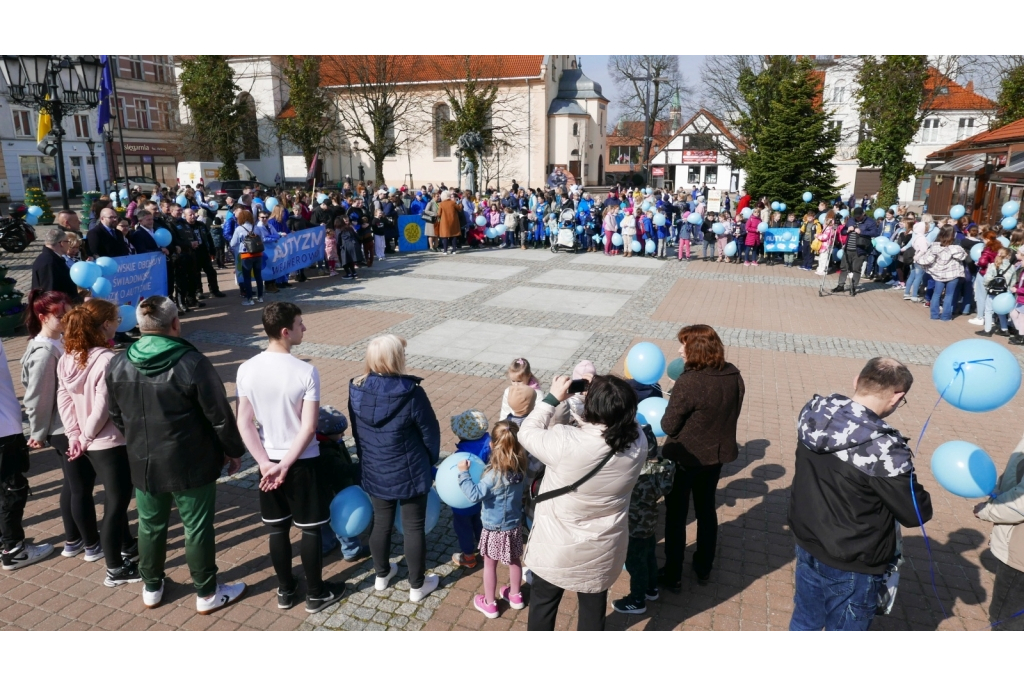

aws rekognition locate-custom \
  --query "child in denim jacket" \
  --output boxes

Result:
[458,421,527,619]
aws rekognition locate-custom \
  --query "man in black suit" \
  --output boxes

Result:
[30,227,79,300]
[129,209,168,255]
[87,208,130,258]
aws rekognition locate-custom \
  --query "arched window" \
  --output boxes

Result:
[832,80,846,104]
[434,103,451,158]
[572,122,579,137]
[238,92,260,160]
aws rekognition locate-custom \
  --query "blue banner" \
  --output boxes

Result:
[764,228,800,253]
[398,216,428,252]
[261,226,326,281]
[110,253,167,305]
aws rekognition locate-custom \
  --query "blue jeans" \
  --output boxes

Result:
[904,264,925,298]
[452,509,482,555]
[931,279,958,320]
[742,244,757,262]
[957,273,975,315]
[240,257,263,300]
[790,545,882,631]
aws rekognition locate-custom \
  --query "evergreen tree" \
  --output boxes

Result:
[179,56,245,180]
[735,57,840,208]
[274,56,341,170]
[994,64,1024,129]
[23,187,54,224]
[855,55,929,208]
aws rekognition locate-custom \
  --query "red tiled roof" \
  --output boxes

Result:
[927,117,1024,159]
[924,68,996,111]
[810,70,825,109]
[614,120,673,138]
[278,102,295,119]
[318,56,545,87]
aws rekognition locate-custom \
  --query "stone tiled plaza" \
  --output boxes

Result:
[1,240,1021,631]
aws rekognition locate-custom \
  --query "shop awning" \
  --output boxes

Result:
[929,153,987,174]
[989,151,1024,184]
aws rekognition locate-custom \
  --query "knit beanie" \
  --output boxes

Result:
[451,410,488,441]
[507,385,537,418]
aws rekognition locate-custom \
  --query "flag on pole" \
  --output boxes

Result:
[96,55,113,135]
[36,96,52,143]
[307,151,318,180]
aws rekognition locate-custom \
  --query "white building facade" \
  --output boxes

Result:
[649,109,747,194]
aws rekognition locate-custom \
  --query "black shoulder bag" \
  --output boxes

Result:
[529,448,614,503]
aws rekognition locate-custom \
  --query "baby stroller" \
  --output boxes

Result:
[550,207,579,253]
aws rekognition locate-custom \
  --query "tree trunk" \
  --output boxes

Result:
[373,152,386,187]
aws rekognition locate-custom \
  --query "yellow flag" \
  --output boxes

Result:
[37,96,52,143]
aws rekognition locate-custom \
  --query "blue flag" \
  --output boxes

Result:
[96,55,113,135]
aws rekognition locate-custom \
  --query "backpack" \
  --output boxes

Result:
[987,263,1012,296]
[241,227,264,255]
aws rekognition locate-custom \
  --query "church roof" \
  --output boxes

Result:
[548,99,589,116]
[555,69,608,102]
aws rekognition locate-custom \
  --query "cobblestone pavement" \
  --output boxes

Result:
[2,240,1022,631]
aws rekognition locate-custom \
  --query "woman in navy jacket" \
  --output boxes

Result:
[348,334,442,602]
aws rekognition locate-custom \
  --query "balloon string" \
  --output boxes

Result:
[908,357,991,624]
[990,605,1024,629]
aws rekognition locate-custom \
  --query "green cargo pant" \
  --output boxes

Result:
[135,483,218,597]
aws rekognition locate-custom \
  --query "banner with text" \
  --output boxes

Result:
[260,226,326,281]
[763,228,800,253]
[111,253,168,305]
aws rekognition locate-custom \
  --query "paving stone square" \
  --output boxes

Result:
[406,320,592,370]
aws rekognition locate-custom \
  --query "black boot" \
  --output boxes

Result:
[849,283,857,297]
[831,284,845,293]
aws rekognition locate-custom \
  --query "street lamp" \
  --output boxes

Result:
[85,138,99,193]
[0,55,102,210]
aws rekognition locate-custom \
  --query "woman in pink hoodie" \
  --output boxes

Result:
[57,299,139,587]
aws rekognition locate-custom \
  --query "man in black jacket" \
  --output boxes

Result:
[183,208,224,299]
[832,207,881,296]
[788,357,932,631]
[106,295,247,615]
[30,228,78,300]
[86,208,130,258]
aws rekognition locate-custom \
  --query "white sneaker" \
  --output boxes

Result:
[374,562,398,592]
[196,582,246,615]
[83,543,103,562]
[2,541,54,570]
[409,574,439,603]
[255,297,264,303]
[968,317,984,326]
[242,298,254,306]
[143,579,164,609]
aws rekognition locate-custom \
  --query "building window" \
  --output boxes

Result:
[20,155,60,193]
[433,104,451,158]
[832,80,846,104]
[858,122,873,144]
[922,117,939,143]
[135,99,151,129]
[572,122,579,137]
[153,56,170,83]
[704,166,718,185]
[12,109,32,138]
[830,120,843,137]
[73,114,90,138]
[957,117,975,141]
[687,166,701,184]
[117,97,134,129]
[127,56,144,80]
[609,146,640,165]
[238,93,260,160]
[159,101,176,131]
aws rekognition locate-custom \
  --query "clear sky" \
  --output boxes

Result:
[580,55,706,127]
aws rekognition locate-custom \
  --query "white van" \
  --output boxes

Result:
[176,161,258,186]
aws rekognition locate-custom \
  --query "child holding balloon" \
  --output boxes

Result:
[978,248,1018,337]
[457,421,528,619]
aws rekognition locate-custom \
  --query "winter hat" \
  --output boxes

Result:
[451,410,489,441]
[572,360,596,380]
[507,385,537,417]
[852,206,864,218]
[317,405,349,435]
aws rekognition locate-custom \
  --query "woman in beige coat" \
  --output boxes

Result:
[434,191,461,255]
[975,429,1024,629]
[518,374,646,631]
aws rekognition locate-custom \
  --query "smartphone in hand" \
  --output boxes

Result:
[567,378,590,395]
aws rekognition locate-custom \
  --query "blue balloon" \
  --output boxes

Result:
[771,201,780,211]
[612,233,623,247]
[932,339,1021,412]
[118,188,129,201]
[713,224,725,235]
[116,304,137,333]
[388,186,397,194]
[998,235,1011,248]
[970,243,984,262]
[644,187,653,195]
[265,197,279,212]
[949,204,966,220]
[330,485,373,538]
[576,225,585,234]
[839,209,850,218]
[69,261,101,289]
[645,240,656,254]
[688,213,703,225]
[434,453,485,509]
[890,204,899,212]
[620,203,628,210]
[27,205,43,218]
[1002,201,1020,218]
[475,215,486,226]
[316,193,328,205]
[931,441,998,498]
[819,212,829,225]
[90,276,112,298]
[873,208,886,219]
[877,254,893,268]
[631,240,642,253]
[993,292,1016,316]
[95,256,119,279]
[25,213,39,226]
[154,228,173,248]
[741,208,753,219]
[626,342,666,385]
[802,192,813,203]
[654,213,666,227]
[779,203,787,212]
[836,248,844,261]
[208,201,219,211]
[883,242,900,256]
[176,195,188,208]
[757,221,767,233]
[637,397,669,438]
[395,487,441,536]
[724,242,737,257]
[1003,217,1018,230]
[641,201,651,212]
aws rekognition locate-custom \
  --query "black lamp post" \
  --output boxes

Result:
[84,138,99,194]
[0,55,102,211]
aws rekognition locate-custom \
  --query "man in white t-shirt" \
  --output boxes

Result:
[0,339,54,570]
[235,302,344,614]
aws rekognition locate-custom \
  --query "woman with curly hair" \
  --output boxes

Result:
[56,299,139,587]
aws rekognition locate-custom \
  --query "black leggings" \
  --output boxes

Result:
[369,494,427,589]
[84,445,134,569]
[663,462,723,580]
[49,434,99,548]
[527,572,607,631]
[268,522,324,598]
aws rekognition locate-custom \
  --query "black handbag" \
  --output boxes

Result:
[528,448,613,504]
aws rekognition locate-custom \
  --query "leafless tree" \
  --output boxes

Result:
[698,55,770,124]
